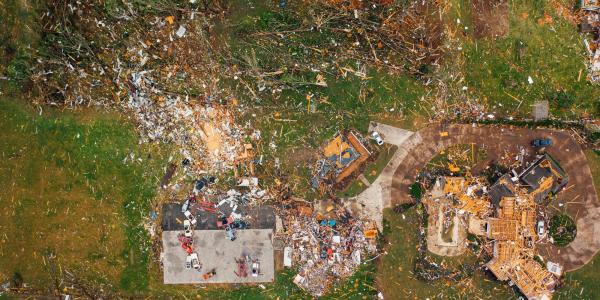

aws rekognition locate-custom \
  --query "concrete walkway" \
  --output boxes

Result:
[350,122,600,272]
[368,121,414,146]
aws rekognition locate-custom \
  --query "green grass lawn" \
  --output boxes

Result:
[338,144,398,198]
[456,0,600,118]
[0,99,169,295]
[194,264,377,300]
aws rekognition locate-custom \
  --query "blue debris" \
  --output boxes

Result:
[195,180,205,191]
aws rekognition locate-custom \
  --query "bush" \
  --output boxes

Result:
[549,90,575,110]
[6,55,30,82]
[393,202,415,213]
[11,272,23,288]
[549,214,577,247]
[410,182,423,200]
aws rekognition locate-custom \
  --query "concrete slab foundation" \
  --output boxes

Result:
[162,229,274,284]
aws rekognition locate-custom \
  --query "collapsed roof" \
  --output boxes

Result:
[420,153,568,300]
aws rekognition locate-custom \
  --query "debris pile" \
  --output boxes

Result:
[128,71,253,171]
[311,131,371,192]
[281,202,377,296]
[120,13,255,173]
[31,1,249,175]
[419,153,569,300]
[182,177,270,228]
[314,0,445,74]
[162,176,271,272]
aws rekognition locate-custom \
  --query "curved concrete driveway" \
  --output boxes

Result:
[349,122,600,272]
[389,123,600,272]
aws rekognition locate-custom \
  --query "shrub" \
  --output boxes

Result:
[410,182,423,200]
[11,272,23,288]
[549,90,575,110]
[549,214,576,247]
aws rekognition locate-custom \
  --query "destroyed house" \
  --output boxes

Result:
[312,131,370,187]
[441,177,490,216]
[425,156,565,299]
[511,259,556,300]
[486,241,519,280]
[442,177,466,194]
[457,193,489,216]
[484,190,556,299]
[488,257,556,300]
[336,132,370,183]
[518,154,568,204]
[487,218,519,241]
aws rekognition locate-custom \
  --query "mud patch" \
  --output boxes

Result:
[472,0,509,39]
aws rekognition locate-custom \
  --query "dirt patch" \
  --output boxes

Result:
[283,147,318,166]
[383,0,445,68]
[472,0,509,39]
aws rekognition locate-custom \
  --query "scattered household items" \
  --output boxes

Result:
[184,211,197,225]
[178,234,194,255]
[233,255,262,278]
[163,178,275,279]
[183,220,193,238]
[217,215,234,229]
[202,269,217,280]
[225,226,236,241]
[251,260,261,277]
[162,229,275,284]
[161,178,276,285]
[283,247,293,267]
[196,200,218,213]
[278,200,378,296]
[235,256,249,278]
